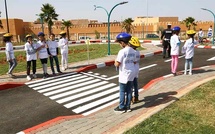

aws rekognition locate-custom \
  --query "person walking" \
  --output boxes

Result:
[182,30,197,75]
[114,32,136,113]
[58,31,68,71]
[4,33,17,77]
[170,26,181,76]
[47,33,62,75]
[24,34,40,81]
[128,37,141,104]
[161,24,173,58]
[207,25,213,39]
[37,32,49,79]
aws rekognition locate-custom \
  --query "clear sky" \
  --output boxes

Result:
[0,0,215,22]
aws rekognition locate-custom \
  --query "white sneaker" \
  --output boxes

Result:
[27,75,32,81]
[189,72,192,75]
[62,67,65,71]
[32,74,37,79]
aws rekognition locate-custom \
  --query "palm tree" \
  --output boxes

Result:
[182,17,197,30]
[61,19,73,40]
[121,18,134,33]
[39,3,58,35]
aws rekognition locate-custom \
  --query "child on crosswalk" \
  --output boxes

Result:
[4,33,17,77]
[129,37,141,104]
[114,32,136,113]
[24,34,40,80]
[58,31,69,71]
[182,30,197,75]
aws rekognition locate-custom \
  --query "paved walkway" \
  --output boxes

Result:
[2,44,215,134]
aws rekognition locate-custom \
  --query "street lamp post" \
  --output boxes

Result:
[94,1,128,55]
[201,8,215,45]
[36,14,44,33]
[4,0,9,33]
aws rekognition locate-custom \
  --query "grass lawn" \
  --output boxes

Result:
[0,44,144,75]
[125,79,215,134]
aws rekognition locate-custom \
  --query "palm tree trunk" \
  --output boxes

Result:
[67,27,70,41]
[48,25,52,35]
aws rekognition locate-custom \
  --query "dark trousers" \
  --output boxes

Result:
[40,58,48,64]
[27,60,36,75]
[49,56,61,74]
[163,41,171,57]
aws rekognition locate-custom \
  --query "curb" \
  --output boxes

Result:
[0,82,25,91]
[76,50,162,73]
[194,45,215,49]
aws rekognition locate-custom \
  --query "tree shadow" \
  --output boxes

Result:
[132,91,179,111]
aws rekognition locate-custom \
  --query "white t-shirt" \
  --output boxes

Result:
[58,38,68,54]
[134,50,140,78]
[170,34,180,55]
[37,40,49,59]
[24,42,38,61]
[5,42,15,61]
[198,31,204,38]
[182,38,197,59]
[47,40,58,56]
[116,46,136,84]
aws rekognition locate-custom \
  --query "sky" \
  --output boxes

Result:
[0,0,215,22]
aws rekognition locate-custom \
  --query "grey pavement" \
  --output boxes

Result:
[2,44,215,134]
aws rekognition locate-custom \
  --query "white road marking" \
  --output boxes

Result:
[82,99,119,116]
[106,64,157,80]
[200,66,210,69]
[81,72,106,80]
[50,81,109,100]
[101,75,108,77]
[57,83,116,104]
[38,77,94,93]
[64,87,118,108]
[28,74,81,88]
[43,78,99,96]
[94,73,100,76]
[25,72,76,85]
[207,56,215,61]
[164,55,185,62]
[73,93,119,113]
[32,75,86,90]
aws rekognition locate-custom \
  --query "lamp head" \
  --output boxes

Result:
[201,8,207,10]
[119,1,128,5]
[94,5,97,10]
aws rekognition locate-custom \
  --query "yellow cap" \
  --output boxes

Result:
[3,33,13,37]
[59,31,66,35]
[186,30,196,35]
[129,37,140,47]
[26,34,32,38]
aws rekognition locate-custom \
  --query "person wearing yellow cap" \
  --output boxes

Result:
[129,37,141,104]
[3,33,17,77]
[181,30,197,75]
[58,31,68,71]
[24,34,40,81]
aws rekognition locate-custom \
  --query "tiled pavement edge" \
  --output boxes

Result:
[17,65,215,134]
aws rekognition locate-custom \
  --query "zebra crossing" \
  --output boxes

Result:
[25,72,120,116]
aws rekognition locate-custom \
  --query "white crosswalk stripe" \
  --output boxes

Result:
[25,73,120,116]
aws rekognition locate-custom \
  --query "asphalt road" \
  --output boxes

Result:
[0,47,215,133]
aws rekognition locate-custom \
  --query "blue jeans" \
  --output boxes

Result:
[119,81,132,109]
[132,77,139,98]
[8,59,17,74]
[185,57,193,74]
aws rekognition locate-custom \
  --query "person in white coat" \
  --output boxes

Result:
[37,32,50,79]
[170,26,181,76]
[47,33,62,75]
[58,31,69,71]
[182,30,197,75]
[24,34,40,80]
[4,33,17,77]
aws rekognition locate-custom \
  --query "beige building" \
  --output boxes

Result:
[133,16,179,25]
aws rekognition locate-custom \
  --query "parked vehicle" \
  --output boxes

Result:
[146,34,159,38]
[79,36,92,40]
